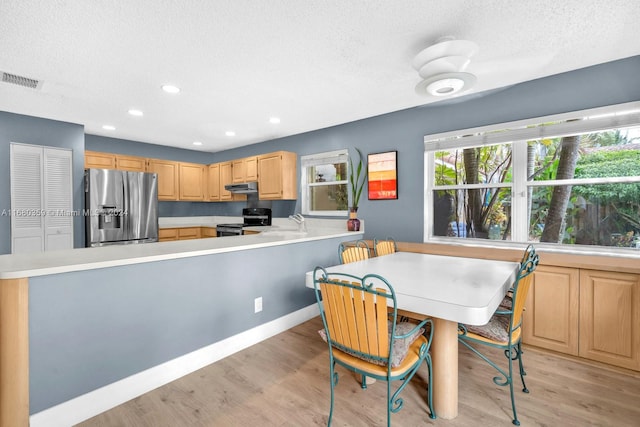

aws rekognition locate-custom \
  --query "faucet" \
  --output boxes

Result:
[288,213,307,232]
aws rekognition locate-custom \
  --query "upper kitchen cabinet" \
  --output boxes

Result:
[115,154,146,172]
[84,150,116,169]
[232,156,258,183]
[84,151,145,172]
[257,151,297,200]
[207,163,221,201]
[147,159,179,200]
[219,161,246,201]
[178,162,206,201]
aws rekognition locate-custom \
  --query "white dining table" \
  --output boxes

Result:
[305,251,520,419]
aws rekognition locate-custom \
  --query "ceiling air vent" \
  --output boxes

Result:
[1,71,42,89]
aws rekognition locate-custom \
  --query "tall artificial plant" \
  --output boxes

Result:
[349,148,366,210]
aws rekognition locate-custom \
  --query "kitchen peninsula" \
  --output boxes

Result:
[0,218,362,427]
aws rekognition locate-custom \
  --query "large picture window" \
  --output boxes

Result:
[425,102,640,250]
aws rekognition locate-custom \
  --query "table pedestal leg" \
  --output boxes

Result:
[431,318,458,419]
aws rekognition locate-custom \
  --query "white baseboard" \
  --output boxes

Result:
[30,304,320,427]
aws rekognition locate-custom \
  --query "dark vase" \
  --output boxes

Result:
[347,207,360,231]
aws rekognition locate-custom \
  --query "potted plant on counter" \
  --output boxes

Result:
[348,148,366,231]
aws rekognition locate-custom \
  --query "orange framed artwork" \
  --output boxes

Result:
[368,151,398,200]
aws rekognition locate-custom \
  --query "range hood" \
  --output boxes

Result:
[225,182,258,193]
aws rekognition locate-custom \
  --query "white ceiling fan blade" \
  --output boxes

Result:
[412,39,479,70]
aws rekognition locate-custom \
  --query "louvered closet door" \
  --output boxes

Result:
[43,148,73,250]
[10,143,45,253]
[10,143,74,253]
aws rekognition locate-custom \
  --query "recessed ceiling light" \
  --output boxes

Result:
[102,125,116,131]
[161,84,180,94]
[225,131,236,137]
[193,141,203,146]
[269,117,281,124]
[128,109,143,116]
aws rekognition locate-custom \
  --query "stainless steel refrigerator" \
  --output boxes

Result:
[85,168,158,247]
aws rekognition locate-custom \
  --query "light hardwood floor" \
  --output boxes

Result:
[77,316,640,426]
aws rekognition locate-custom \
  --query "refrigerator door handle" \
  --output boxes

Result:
[122,172,130,240]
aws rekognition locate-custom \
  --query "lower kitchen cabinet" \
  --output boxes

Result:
[579,270,640,370]
[159,227,216,241]
[523,265,579,355]
[178,227,201,240]
[523,266,640,371]
[158,228,179,241]
[201,227,217,238]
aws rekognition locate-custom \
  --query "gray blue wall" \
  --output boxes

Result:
[3,56,640,252]
[29,237,345,413]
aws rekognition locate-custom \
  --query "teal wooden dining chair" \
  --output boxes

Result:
[373,237,398,256]
[338,240,370,264]
[313,267,436,426]
[498,245,536,311]
[458,245,539,426]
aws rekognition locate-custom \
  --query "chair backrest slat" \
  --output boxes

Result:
[340,284,361,351]
[352,285,370,353]
[374,288,389,356]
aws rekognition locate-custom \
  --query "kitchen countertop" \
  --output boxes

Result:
[0,218,362,279]
[158,216,243,228]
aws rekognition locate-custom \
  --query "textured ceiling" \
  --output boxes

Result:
[1,0,639,152]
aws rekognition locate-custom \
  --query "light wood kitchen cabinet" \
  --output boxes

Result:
[158,228,179,241]
[160,227,215,241]
[201,227,217,238]
[178,227,201,240]
[115,154,146,172]
[207,163,221,201]
[257,151,297,200]
[147,159,179,200]
[219,161,246,201]
[85,151,146,172]
[245,156,258,181]
[220,162,234,201]
[85,150,116,169]
[523,266,580,355]
[578,270,640,371]
[523,265,640,371]
[232,156,258,183]
[178,162,206,201]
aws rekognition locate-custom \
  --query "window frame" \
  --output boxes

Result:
[300,149,349,217]
[423,101,640,249]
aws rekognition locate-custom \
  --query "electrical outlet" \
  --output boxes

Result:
[254,297,263,313]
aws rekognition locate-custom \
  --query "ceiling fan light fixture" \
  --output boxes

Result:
[415,72,476,97]
[426,77,465,96]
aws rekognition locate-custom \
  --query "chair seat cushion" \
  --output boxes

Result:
[498,294,513,310]
[463,314,510,343]
[332,335,428,377]
[318,321,424,368]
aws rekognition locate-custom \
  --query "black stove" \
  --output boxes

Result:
[216,208,272,237]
